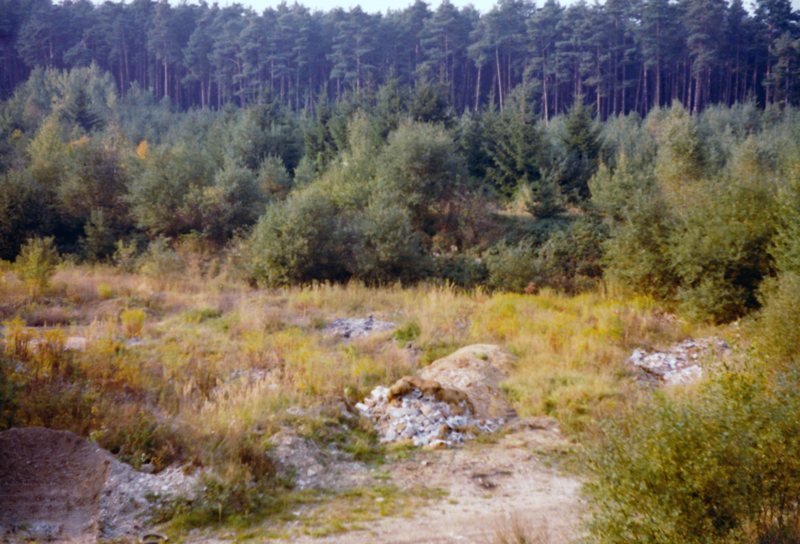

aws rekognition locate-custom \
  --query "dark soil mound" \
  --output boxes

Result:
[0,427,112,543]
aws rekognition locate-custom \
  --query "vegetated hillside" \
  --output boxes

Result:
[4,64,800,322]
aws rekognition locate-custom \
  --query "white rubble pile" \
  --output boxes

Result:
[628,337,729,386]
[325,316,395,339]
[99,462,200,539]
[356,386,504,448]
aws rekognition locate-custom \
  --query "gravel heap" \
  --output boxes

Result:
[629,337,729,386]
[325,316,395,339]
[356,385,504,449]
[99,461,200,540]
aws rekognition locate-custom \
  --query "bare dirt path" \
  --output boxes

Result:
[271,422,584,544]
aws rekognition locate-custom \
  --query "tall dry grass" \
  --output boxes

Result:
[0,259,730,525]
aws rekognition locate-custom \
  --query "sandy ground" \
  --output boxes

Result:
[0,422,583,544]
[270,422,584,544]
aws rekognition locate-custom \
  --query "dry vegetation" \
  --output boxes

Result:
[0,255,728,536]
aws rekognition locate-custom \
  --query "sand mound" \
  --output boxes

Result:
[0,427,113,543]
[420,344,516,420]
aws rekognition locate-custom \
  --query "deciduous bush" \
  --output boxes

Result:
[0,171,58,261]
[667,175,776,322]
[376,120,468,230]
[750,272,800,365]
[248,186,349,286]
[138,236,185,283]
[537,215,608,293]
[14,236,60,297]
[484,240,540,293]
[586,369,800,544]
[350,198,430,285]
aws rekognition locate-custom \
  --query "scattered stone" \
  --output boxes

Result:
[357,382,505,449]
[25,336,89,353]
[100,462,199,540]
[269,429,374,492]
[628,337,729,386]
[324,315,395,339]
[504,416,559,433]
[64,336,88,351]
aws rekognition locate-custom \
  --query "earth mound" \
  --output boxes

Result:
[419,344,516,419]
[0,427,112,543]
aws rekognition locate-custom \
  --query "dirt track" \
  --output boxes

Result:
[269,422,583,544]
[0,423,583,544]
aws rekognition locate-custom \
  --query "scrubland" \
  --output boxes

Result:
[6,66,800,542]
[0,254,721,538]
[5,245,800,544]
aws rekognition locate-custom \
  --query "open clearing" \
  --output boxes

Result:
[195,421,582,544]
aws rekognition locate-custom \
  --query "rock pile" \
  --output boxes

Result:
[355,345,517,448]
[325,316,395,339]
[629,337,730,386]
[99,461,199,540]
[356,383,504,448]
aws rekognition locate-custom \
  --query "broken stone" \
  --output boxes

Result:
[388,376,474,415]
[324,316,395,339]
[629,337,729,386]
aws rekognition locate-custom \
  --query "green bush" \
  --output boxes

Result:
[181,159,265,244]
[0,171,59,262]
[484,240,540,293]
[668,177,775,322]
[81,209,118,261]
[256,155,293,201]
[113,238,141,273]
[350,198,430,285]
[393,319,421,347]
[139,237,185,281]
[57,135,131,229]
[437,254,489,289]
[248,185,349,286]
[586,369,800,544]
[126,142,218,237]
[538,215,608,293]
[377,120,467,230]
[750,272,800,365]
[14,236,60,296]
